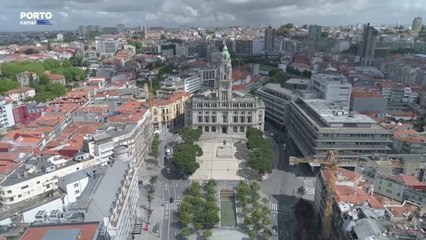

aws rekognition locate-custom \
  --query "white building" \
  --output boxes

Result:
[158,73,202,95]
[311,74,352,105]
[0,155,95,205]
[198,67,218,87]
[252,38,265,54]
[0,99,15,129]
[58,168,91,204]
[56,33,64,41]
[95,40,121,57]
[3,87,36,102]
[186,41,265,134]
[68,145,141,240]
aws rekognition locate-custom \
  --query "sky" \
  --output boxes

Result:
[0,0,425,31]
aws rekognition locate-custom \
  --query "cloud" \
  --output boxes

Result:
[0,0,424,31]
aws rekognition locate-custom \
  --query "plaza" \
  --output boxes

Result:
[189,134,247,181]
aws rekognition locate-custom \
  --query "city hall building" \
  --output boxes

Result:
[185,42,265,134]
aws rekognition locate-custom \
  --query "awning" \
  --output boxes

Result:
[131,224,143,235]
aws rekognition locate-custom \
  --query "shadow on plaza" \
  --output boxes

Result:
[233,141,262,181]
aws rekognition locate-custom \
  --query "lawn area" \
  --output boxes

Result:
[259,64,277,72]
[220,199,237,227]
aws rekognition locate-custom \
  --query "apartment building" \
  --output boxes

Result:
[350,89,387,117]
[158,73,201,95]
[0,99,15,129]
[288,98,392,159]
[82,101,153,174]
[314,168,426,239]
[186,43,265,134]
[380,82,418,104]
[68,145,141,240]
[374,174,426,206]
[199,67,218,87]
[392,129,426,154]
[4,87,36,102]
[311,74,352,104]
[256,83,297,128]
[0,155,95,205]
[95,39,121,57]
[147,92,192,132]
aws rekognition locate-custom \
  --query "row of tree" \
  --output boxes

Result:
[172,127,203,176]
[237,181,272,240]
[246,128,273,175]
[178,181,218,239]
[286,65,312,78]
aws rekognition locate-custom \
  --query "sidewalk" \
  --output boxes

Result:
[136,131,173,240]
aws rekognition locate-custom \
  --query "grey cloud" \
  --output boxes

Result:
[0,0,424,31]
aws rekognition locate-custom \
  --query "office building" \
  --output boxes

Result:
[158,73,202,95]
[358,23,378,66]
[95,40,121,57]
[117,24,125,33]
[308,25,322,43]
[311,74,352,105]
[148,92,192,132]
[264,26,275,52]
[350,89,387,117]
[252,38,265,54]
[412,17,423,32]
[288,98,392,159]
[256,83,297,127]
[186,42,265,134]
[235,40,253,55]
[199,67,218,87]
[380,82,417,104]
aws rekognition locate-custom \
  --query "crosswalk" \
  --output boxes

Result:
[270,203,291,213]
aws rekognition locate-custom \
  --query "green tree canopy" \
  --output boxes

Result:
[179,127,203,144]
[0,78,20,94]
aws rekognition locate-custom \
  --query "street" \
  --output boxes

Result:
[140,122,315,240]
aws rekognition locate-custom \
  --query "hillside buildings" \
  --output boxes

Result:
[186,42,265,134]
[264,26,275,52]
[412,17,423,32]
[309,25,322,43]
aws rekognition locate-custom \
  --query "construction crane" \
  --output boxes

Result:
[320,150,338,240]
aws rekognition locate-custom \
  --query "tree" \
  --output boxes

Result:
[149,175,158,185]
[172,144,201,175]
[297,186,307,199]
[179,127,202,144]
[181,227,190,237]
[0,78,20,94]
[151,133,160,158]
[202,229,212,239]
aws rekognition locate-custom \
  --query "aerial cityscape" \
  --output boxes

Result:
[0,1,426,240]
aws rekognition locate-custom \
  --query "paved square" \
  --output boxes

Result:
[189,136,246,180]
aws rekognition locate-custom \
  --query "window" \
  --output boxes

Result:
[212,126,216,132]
[397,193,400,196]
[76,167,80,170]
[233,117,238,123]
[74,183,79,188]
[233,127,238,133]
[7,190,12,194]
[75,190,80,194]
[9,197,14,202]
[223,116,228,123]
[248,116,252,123]
[36,181,40,184]
[212,117,216,123]
[240,127,244,132]
[198,116,202,122]
[205,116,209,123]
[21,185,28,189]
[205,127,209,132]
[18,194,22,198]
[240,116,245,123]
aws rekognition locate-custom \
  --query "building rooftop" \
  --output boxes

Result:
[285,78,310,85]
[20,222,100,240]
[301,99,376,125]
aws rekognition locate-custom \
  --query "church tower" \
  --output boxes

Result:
[217,40,233,102]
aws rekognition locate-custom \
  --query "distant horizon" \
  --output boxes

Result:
[0,0,423,32]
[0,20,419,34]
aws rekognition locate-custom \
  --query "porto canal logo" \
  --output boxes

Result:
[20,12,53,25]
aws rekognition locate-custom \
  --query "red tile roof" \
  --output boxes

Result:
[147,92,192,107]
[389,175,426,190]
[21,222,100,240]
[4,87,35,95]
